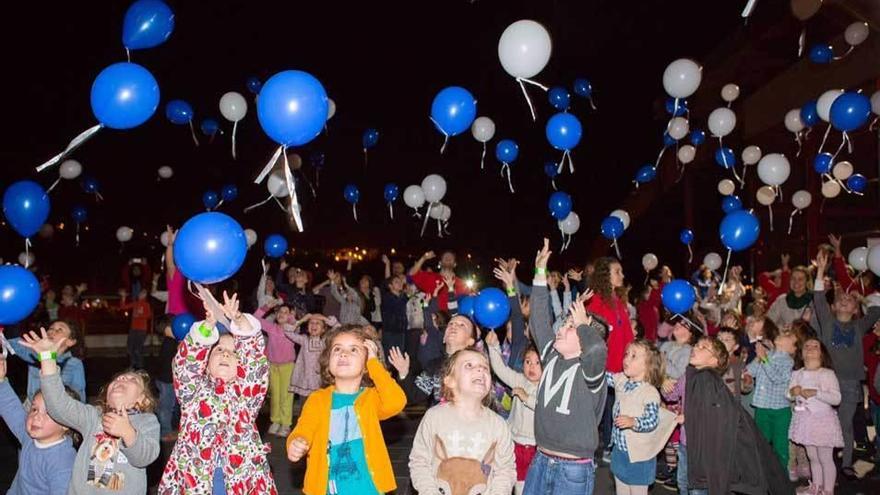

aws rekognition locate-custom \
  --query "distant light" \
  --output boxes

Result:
[390,248,396,254]
[465,279,475,289]
[58,223,65,230]
[361,249,367,255]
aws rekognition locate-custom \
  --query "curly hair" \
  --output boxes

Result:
[589,257,621,303]
[439,347,493,407]
[627,339,665,388]
[318,325,378,387]
[95,369,157,414]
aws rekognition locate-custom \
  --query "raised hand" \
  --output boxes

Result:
[484,329,499,347]
[781,253,791,269]
[442,272,456,290]
[566,269,583,282]
[815,250,829,275]
[363,338,379,360]
[535,238,551,271]
[287,437,310,463]
[493,263,515,290]
[570,295,593,328]
[422,251,436,261]
[388,347,410,377]
[561,273,571,291]
[19,328,63,354]
[381,254,390,265]
[828,234,842,256]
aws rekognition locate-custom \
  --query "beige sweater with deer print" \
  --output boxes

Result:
[409,402,516,495]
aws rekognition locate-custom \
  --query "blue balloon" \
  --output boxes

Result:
[829,92,871,132]
[171,313,196,341]
[495,139,519,163]
[91,62,160,130]
[689,129,706,146]
[665,97,688,117]
[2,180,50,238]
[715,147,736,169]
[264,234,288,258]
[458,295,476,319]
[546,113,583,151]
[635,165,657,184]
[122,0,175,50]
[0,265,41,325]
[601,216,624,240]
[808,44,833,64]
[246,76,262,95]
[165,100,194,125]
[200,118,220,136]
[721,195,743,213]
[548,191,573,220]
[310,151,325,169]
[720,209,760,252]
[383,183,399,203]
[800,100,819,127]
[257,70,328,147]
[430,86,477,136]
[847,174,867,193]
[71,205,87,223]
[202,191,219,210]
[661,279,696,315]
[474,288,511,329]
[663,132,677,147]
[572,78,593,98]
[813,153,833,174]
[343,184,360,204]
[544,161,559,179]
[173,212,247,284]
[81,177,100,194]
[362,129,379,149]
[680,229,694,245]
[548,87,571,111]
[221,184,238,202]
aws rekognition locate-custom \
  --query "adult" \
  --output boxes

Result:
[379,272,409,359]
[408,250,468,311]
[276,259,318,316]
[766,261,813,331]
[829,234,877,296]
[758,254,791,307]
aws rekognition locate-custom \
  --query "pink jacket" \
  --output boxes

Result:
[255,307,297,364]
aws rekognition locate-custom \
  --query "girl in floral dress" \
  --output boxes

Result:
[286,314,337,404]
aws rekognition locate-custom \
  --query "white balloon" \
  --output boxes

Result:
[756,153,791,186]
[610,209,631,230]
[18,252,34,267]
[219,91,248,122]
[116,226,133,243]
[784,109,805,133]
[871,91,880,115]
[721,83,740,103]
[704,252,723,272]
[844,21,869,46]
[244,228,257,248]
[868,245,880,277]
[791,190,812,210]
[708,107,736,137]
[832,161,853,180]
[403,185,426,209]
[429,203,446,220]
[421,174,447,203]
[662,58,703,99]
[158,166,173,179]
[849,246,869,272]
[471,116,496,143]
[559,212,580,235]
[642,253,659,272]
[497,20,552,79]
[59,159,82,180]
[756,185,776,206]
[267,171,290,198]
[440,205,452,222]
[667,117,690,140]
[741,145,762,166]
[821,180,842,198]
[160,231,171,247]
[327,98,336,120]
[717,179,736,196]
[817,89,844,122]
[677,144,696,164]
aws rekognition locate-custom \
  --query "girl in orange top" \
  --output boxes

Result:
[286,325,406,495]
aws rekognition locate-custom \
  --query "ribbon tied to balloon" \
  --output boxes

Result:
[384,183,399,220]
[165,99,200,146]
[498,20,552,121]
[546,113,582,174]
[471,117,495,170]
[219,91,248,159]
[419,175,447,237]
[343,184,360,221]
[430,87,477,154]
[495,140,519,193]
[47,160,83,193]
[718,209,760,292]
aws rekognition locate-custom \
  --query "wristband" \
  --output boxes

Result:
[37,351,57,362]
[198,323,214,338]
[506,288,517,297]
[535,267,548,276]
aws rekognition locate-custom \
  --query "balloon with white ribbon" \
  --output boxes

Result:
[704,252,722,272]
[47,159,84,193]
[219,91,248,159]
[471,116,496,169]
[756,185,777,231]
[558,211,580,251]
[718,179,736,196]
[721,84,740,105]
[849,246,868,272]
[610,209,631,230]
[677,144,696,164]
[789,189,812,234]
[403,185,426,216]
[498,20,552,121]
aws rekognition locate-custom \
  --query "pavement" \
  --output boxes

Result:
[1,347,879,494]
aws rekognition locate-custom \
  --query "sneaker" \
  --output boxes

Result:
[600,449,611,465]
[277,425,291,437]
[267,423,280,436]
[662,471,678,490]
[655,466,674,483]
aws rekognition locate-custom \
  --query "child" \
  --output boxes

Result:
[255,301,297,437]
[609,340,676,495]
[788,337,843,495]
[746,331,798,469]
[20,328,160,494]
[523,239,609,494]
[158,292,275,493]
[409,346,516,495]
[286,313,336,404]
[485,330,540,495]
[119,288,153,370]
[658,315,698,484]
[0,356,77,493]
[717,327,753,398]
[812,250,880,478]
[8,320,85,402]
[286,325,406,495]
[153,314,180,442]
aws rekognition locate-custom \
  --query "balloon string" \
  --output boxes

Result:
[798,27,806,57]
[654,146,666,168]
[776,185,784,203]
[46,178,61,193]
[273,196,288,212]
[36,124,103,172]
[298,171,317,198]
[687,244,693,264]
[189,121,201,147]
[551,178,557,191]
[437,219,443,238]
[254,146,284,184]
[443,221,451,236]
[612,239,621,260]
[516,79,538,122]
[588,96,597,111]
[718,250,732,296]
[818,124,832,155]
[126,48,131,63]
[833,45,854,61]
[353,204,358,222]
[388,202,394,220]
[420,202,434,237]
[76,223,80,247]
[480,142,486,170]
[519,77,549,91]
[795,132,803,157]
[283,149,304,232]
[870,116,879,131]
[231,120,239,160]
[95,191,104,202]
[556,150,574,175]
[24,239,31,269]
[214,199,224,211]
[768,204,774,232]
[673,313,705,334]
[429,117,449,154]
[788,209,800,235]
[243,195,273,213]
[502,163,515,193]
[739,164,748,187]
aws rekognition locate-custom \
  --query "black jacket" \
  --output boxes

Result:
[685,366,794,495]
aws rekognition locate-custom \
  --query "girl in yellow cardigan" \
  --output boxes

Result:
[286,325,406,495]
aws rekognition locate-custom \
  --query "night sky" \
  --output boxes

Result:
[1,0,862,290]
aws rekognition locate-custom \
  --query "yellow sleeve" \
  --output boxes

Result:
[367,358,407,420]
[288,390,324,448]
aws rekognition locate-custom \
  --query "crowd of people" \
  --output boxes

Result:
[1,229,879,495]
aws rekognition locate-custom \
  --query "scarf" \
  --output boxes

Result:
[785,291,812,310]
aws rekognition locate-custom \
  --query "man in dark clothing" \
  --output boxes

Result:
[380,274,409,359]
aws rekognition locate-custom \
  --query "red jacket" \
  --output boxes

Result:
[758,269,790,304]
[587,294,633,373]
[637,286,662,342]
[833,255,876,295]
[410,271,468,311]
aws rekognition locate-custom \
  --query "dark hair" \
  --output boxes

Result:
[55,319,84,359]
[759,317,780,343]
[433,310,451,331]
[319,325,377,387]
[589,257,621,303]
[799,337,835,371]
[716,326,742,357]
[155,314,173,335]
[522,343,540,364]
[698,336,730,374]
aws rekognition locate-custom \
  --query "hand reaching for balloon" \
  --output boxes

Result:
[535,238,552,271]
[221,292,250,335]
[493,264,515,291]
[19,328,64,354]
[442,272,456,291]
[815,250,829,277]
[484,329,499,347]
[570,295,593,328]
[828,234,842,256]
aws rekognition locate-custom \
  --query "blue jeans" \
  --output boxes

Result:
[677,446,707,495]
[156,380,178,436]
[522,450,596,495]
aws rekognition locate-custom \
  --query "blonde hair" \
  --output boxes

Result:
[440,347,492,407]
[627,339,665,388]
[95,369,157,413]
